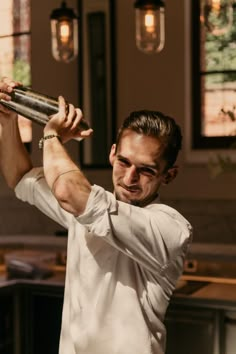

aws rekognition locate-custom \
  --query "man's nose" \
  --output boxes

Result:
[123,165,139,185]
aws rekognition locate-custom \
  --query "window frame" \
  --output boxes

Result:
[191,0,236,151]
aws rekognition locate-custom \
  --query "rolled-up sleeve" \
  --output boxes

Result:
[77,185,193,275]
[15,167,73,229]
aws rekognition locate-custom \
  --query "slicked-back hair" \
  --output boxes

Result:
[115,110,182,170]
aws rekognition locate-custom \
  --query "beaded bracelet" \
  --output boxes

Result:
[38,134,62,149]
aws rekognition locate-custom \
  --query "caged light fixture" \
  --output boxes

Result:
[200,0,233,36]
[50,1,78,63]
[134,0,165,54]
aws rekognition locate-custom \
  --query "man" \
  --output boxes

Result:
[0,77,192,354]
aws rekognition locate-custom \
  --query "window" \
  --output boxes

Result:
[0,0,32,143]
[192,1,236,150]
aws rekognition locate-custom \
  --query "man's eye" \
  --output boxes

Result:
[118,158,129,166]
[140,168,156,176]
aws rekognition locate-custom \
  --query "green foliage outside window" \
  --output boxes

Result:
[205,9,236,84]
[203,8,236,176]
[13,59,31,87]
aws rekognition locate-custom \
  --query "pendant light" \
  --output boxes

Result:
[50,1,78,63]
[134,0,165,54]
[201,0,233,36]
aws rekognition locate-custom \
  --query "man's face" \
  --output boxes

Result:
[110,130,176,207]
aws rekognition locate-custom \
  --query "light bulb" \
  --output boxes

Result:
[201,0,233,36]
[145,12,155,32]
[134,0,165,54]
[60,21,70,43]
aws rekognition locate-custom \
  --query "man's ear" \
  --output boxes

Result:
[162,166,179,185]
[109,144,116,166]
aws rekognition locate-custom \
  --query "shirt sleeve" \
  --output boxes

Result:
[77,185,193,275]
[14,167,73,229]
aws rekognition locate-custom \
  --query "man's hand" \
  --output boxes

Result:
[0,76,18,98]
[0,77,21,125]
[44,96,93,143]
[0,77,32,189]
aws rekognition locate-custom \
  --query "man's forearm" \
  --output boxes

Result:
[43,137,91,216]
[0,116,33,189]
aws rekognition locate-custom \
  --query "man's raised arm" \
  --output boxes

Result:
[0,78,32,189]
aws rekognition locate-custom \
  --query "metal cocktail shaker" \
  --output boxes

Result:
[0,86,90,135]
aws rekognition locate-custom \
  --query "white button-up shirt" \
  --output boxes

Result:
[15,167,192,354]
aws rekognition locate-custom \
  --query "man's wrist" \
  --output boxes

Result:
[39,134,62,149]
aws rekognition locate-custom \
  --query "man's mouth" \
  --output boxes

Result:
[120,185,140,193]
